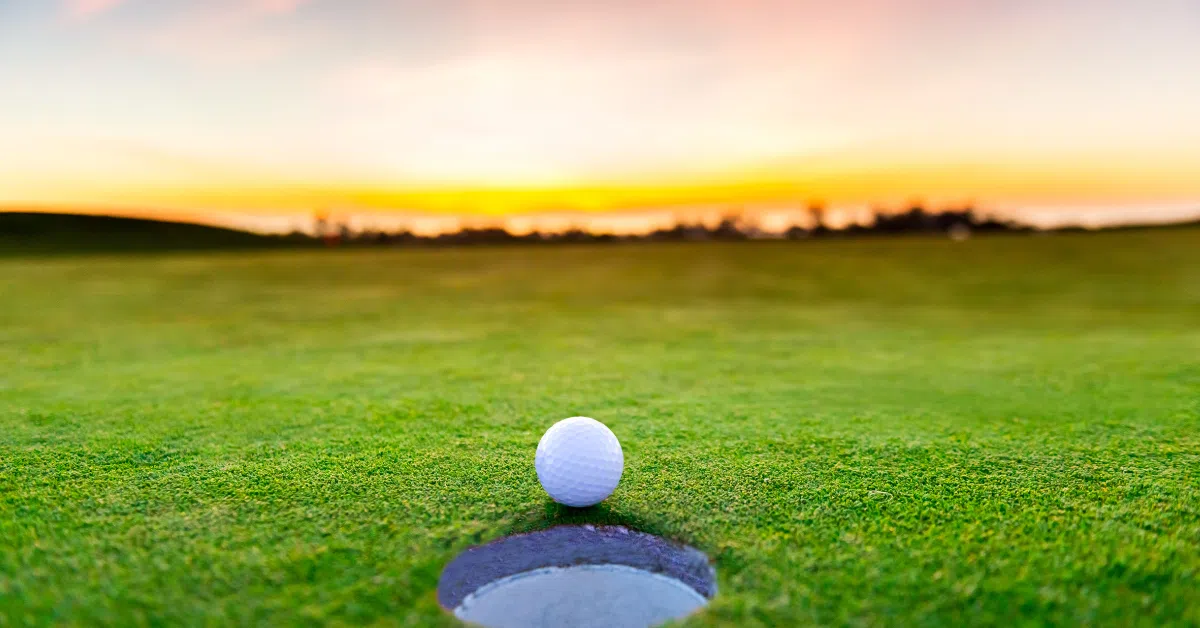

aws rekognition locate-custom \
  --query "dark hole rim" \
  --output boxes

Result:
[437,524,717,611]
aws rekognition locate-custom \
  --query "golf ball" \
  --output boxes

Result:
[535,417,624,507]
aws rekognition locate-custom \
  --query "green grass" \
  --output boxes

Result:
[2,230,1198,626]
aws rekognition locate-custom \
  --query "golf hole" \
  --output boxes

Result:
[438,525,716,628]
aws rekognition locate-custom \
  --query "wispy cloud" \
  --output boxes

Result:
[252,0,310,14]
[67,0,126,19]
[84,0,322,65]
[67,0,311,19]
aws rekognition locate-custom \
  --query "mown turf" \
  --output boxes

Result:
[1,230,1198,626]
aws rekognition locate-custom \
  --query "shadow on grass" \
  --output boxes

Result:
[501,501,680,542]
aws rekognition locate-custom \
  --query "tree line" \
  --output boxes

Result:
[308,206,1030,247]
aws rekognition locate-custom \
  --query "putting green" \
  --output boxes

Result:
[2,229,1198,625]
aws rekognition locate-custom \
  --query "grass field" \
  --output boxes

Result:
[2,229,1198,626]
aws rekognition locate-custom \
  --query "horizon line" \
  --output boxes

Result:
[5,202,1200,238]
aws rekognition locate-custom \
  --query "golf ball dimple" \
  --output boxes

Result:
[535,417,624,507]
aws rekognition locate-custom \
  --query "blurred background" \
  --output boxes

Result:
[2,0,1199,246]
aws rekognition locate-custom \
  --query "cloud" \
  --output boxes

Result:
[91,0,321,65]
[323,44,859,186]
[252,0,310,14]
[67,0,310,19]
[67,0,126,19]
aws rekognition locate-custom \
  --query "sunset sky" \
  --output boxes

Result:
[2,0,1200,225]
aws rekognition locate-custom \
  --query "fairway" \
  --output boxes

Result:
[2,230,1198,625]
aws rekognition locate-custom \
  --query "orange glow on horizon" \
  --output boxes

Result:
[9,153,1200,218]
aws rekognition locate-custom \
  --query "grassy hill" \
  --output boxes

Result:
[0,211,306,254]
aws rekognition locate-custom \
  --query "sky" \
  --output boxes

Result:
[2,0,1200,224]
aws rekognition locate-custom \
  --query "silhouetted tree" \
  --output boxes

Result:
[300,202,1048,249]
[711,217,747,240]
[785,225,809,239]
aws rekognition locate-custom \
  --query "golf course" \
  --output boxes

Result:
[2,228,1197,625]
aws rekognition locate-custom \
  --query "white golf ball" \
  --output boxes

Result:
[535,417,624,507]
